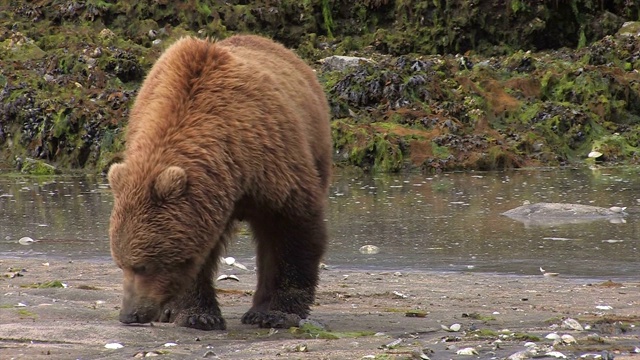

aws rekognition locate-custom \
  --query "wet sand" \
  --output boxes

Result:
[1,258,639,359]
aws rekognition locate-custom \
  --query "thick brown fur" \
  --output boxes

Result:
[108,34,331,330]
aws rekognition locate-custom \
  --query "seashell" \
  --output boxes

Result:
[380,338,403,349]
[18,237,36,245]
[456,347,478,355]
[441,323,461,332]
[221,256,235,265]
[561,334,576,344]
[545,351,567,358]
[609,206,626,213]
[163,342,177,347]
[545,332,561,340]
[540,267,559,277]
[105,343,124,349]
[220,256,249,271]
[216,274,239,282]
[596,305,613,310]
[507,350,531,360]
[359,245,380,254]
[562,318,584,331]
[392,290,408,299]
[579,354,605,359]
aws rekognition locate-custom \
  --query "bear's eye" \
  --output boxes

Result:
[132,264,147,275]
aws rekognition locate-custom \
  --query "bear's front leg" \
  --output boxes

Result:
[242,209,326,328]
[158,256,226,330]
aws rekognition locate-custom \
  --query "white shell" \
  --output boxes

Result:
[545,332,561,340]
[588,151,603,158]
[456,347,478,355]
[359,245,380,254]
[216,274,239,282]
[561,334,577,344]
[163,342,177,347]
[221,256,236,265]
[507,350,530,360]
[18,237,35,245]
[562,318,584,331]
[441,323,461,332]
[596,305,613,310]
[105,343,124,349]
[220,257,249,271]
[545,351,567,359]
[392,291,408,299]
[233,262,248,271]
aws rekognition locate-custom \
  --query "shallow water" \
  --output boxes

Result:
[1,167,638,280]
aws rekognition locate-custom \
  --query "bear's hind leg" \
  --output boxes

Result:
[241,208,327,328]
[158,249,226,330]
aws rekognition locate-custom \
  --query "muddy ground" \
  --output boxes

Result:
[1,258,639,360]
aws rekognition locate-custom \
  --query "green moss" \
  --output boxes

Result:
[591,133,639,161]
[20,159,59,176]
[289,322,375,339]
[464,312,497,322]
[431,142,450,160]
[468,328,500,338]
[321,0,334,39]
[513,333,541,341]
[2,1,640,174]
[384,308,428,317]
[17,309,37,318]
[510,0,527,14]
[21,280,65,289]
[577,28,587,49]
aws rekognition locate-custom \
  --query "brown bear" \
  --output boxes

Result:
[107,34,331,330]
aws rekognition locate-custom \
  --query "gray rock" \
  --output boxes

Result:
[319,55,373,71]
[501,202,627,227]
[617,21,640,37]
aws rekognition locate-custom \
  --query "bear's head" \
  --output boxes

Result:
[108,163,206,324]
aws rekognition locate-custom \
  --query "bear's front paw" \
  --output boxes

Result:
[158,308,175,323]
[241,310,301,328]
[175,311,227,331]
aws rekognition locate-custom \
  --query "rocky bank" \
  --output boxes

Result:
[0,1,639,174]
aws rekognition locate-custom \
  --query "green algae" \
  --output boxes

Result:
[17,309,37,318]
[289,322,375,340]
[21,280,65,289]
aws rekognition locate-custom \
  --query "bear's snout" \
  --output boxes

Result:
[119,276,163,325]
[119,301,161,325]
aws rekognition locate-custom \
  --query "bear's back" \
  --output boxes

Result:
[123,35,332,194]
[217,35,332,188]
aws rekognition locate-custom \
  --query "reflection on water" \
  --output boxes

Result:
[1,167,639,280]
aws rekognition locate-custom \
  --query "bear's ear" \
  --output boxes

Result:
[107,163,127,195]
[153,166,188,202]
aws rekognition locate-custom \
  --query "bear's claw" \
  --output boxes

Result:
[178,313,226,330]
[241,310,301,328]
[159,307,226,330]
